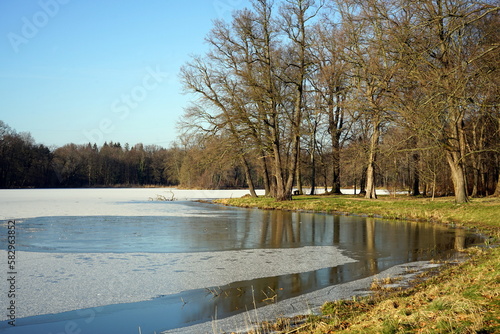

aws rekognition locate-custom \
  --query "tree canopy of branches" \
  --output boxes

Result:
[179,0,499,203]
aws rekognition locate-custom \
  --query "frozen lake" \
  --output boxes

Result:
[0,188,483,333]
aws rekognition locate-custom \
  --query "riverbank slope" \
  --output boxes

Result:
[214,195,500,333]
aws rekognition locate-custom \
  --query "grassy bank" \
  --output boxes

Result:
[216,195,500,238]
[214,195,500,333]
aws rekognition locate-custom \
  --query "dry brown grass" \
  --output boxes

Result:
[295,247,500,334]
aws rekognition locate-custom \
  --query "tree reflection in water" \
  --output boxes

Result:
[8,203,483,333]
[172,210,479,330]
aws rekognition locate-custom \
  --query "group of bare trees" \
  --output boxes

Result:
[51,142,181,187]
[0,121,181,188]
[2,0,498,199]
[180,0,500,202]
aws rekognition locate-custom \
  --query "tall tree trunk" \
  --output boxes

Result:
[471,164,480,198]
[240,155,257,197]
[284,126,300,201]
[331,140,342,194]
[309,140,316,195]
[261,154,271,196]
[269,105,290,201]
[359,167,367,195]
[296,167,303,195]
[272,130,289,201]
[412,152,421,196]
[365,119,380,199]
[494,169,500,197]
[444,121,470,203]
[469,123,481,197]
[495,122,500,196]
[446,151,469,203]
[283,81,303,201]
[328,98,343,194]
[296,141,303,195]
[445,110,469,203]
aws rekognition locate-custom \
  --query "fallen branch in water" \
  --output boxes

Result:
[149,190,176,201]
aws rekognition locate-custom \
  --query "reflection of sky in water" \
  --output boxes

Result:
[0,201,483,334]
[2,201,482,258]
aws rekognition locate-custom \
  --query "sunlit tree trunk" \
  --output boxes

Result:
[443,108,469,202]
[365,117,380,199]
[261,154,272,196]
[240,155,258,197]
[309,145,316,195]
[446,152,468,203]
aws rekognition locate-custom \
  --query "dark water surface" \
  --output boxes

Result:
[0,201,483,334]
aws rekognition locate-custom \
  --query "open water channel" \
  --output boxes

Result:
[0,189,483,334]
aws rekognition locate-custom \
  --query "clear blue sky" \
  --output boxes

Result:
[0,0,251,148]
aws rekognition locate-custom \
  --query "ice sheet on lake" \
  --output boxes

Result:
[0,188,394,220]
[0,188,265,220]
[0,247,356,320]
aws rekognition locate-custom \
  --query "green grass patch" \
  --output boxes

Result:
[215,195,500,238]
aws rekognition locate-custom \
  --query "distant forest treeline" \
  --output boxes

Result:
[0,121,181,188]
[0,120,256,189]
[2,0,500,203]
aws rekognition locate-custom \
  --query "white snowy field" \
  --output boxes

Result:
[0,188,265,220]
